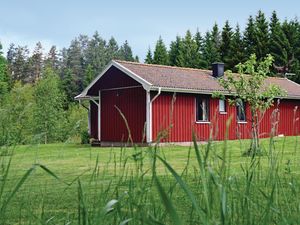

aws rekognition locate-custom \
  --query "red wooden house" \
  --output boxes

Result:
[75,60,300,145]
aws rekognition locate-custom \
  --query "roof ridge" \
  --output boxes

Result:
[114,60,212,73]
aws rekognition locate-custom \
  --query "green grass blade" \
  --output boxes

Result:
[156,154,204,219]
[154,176,182,225]
[0,155,12,201]
[0,164,35,214]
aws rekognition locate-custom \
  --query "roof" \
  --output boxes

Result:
[76,60,300,100]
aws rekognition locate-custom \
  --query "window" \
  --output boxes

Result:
[236,100,246,122]
[219,99,226,113]
[196,96,209,121]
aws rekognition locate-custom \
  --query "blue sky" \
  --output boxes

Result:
[1,0,299,60]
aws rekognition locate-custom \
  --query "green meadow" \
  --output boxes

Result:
[1,136,300,224]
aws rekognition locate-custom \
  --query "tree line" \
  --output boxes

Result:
[0,34,137,146]
[3,32,138,102]
[1,10,300,145]
[146,10,300,82]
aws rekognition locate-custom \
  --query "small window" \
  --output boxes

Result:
[219,99,226,112]
[236,100,246,122]
[196,96,209,121]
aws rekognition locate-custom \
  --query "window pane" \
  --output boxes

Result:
[219,99,225,112]
[196,97,209,121]
[237,101,246,121]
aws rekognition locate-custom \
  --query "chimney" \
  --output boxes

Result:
[212,62,224,78]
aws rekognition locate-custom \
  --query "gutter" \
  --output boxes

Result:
[151,87,162,103]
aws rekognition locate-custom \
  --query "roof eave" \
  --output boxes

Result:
[75,60,153,100]
[149,86,300,100]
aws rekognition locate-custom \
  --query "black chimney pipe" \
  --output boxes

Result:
[212,62,224,78]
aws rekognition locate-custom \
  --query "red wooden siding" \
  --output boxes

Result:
[152,92,300,142]
[101,87,146,142]
[90,101,98,139]
[87,66,141,96]
[88,65,146,142]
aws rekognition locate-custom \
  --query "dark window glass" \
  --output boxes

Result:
[196,97,209,121]
[236,100,246,121]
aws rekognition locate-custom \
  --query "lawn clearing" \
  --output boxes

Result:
[1,136,300,224]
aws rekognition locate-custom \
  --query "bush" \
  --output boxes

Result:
[80,130,90,144]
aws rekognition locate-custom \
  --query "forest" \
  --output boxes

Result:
[0,10,300,146]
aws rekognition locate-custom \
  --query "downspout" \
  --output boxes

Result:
[147,87,161,143]
[151,87,162,104]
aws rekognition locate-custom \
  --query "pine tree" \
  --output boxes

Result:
[244,15,256,58]
[10,46,30,83]
[119,40,134,61]
[145,47,153,64]
[45,45,60,71]
[30,42,43,82]
[153,36,169,65]
[254,10,269,60]
[220,21,233,68]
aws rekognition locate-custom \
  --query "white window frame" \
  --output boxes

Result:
[219,99,227,114]
[195,96,210,123]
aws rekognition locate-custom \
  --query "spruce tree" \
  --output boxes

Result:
[85,31,107,74]
[119,40,134,61]
[153,36,169,65]
[84,64,95,87]
[194,30,206,68]
[168,36,182,66]
[195,29,203,52]
[220,21,233,68]
[61,68,76,103]
[176,30,200,68]
[281,19,300,81]
[254,10,269,60]
[202,27,221,68]
[106,37,119,60]
[134,55,139,62]
[269,11,288,67]
[145,48,153,64]
[228,25,246,70]
[67,38,84,93]
[244,15,256,58]
[211,23,221,51]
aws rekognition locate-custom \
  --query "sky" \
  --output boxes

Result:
[1,0,299,60]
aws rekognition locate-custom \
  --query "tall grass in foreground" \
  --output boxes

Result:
[0,135,300,224]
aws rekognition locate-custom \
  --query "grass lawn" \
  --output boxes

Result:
[1,136,300,224]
